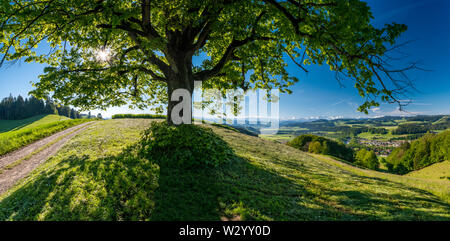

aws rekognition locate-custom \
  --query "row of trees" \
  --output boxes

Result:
[287,134,354,162]
[283,122,388,136]
[288,134,384,170]
[392,120,450,135]
[0,94,81,120]
[392,123,431,135]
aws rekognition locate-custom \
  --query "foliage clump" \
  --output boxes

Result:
[139,122,232,168]
[386,131,450,174]
[287,134,354,162]
[0,0,417,121]
[354,149,379,170]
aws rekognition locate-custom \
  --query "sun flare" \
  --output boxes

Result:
[94,47,112,62]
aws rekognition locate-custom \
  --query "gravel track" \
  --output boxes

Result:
[0,122,94,195]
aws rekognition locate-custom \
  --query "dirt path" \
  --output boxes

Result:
[0,122,95,195]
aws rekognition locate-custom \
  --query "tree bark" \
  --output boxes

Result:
[166,76,194,125]
[163,33,195,125]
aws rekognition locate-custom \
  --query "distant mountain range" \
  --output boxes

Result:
[280,115,450,126]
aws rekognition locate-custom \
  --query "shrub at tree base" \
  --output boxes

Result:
[139,122,232,168]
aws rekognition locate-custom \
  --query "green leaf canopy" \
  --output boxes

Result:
[0,0,414,120]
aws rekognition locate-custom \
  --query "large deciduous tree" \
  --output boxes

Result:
[0,0,416,124]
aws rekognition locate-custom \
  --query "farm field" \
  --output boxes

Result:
[357,132,399,141]
[260,115,450,144]
[259,134,295,143]
[0,118,448,221]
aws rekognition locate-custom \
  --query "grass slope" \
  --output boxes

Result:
[0,115,44,133]
[0,114,70,133]
[406,161,450,181]
[19,115,70,128]
[0,115,70,133]
[310,154,450,203]
[0,119,448,221]
[0,115,90,156]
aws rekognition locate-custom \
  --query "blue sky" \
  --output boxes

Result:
[278,0,450,120]
[0,0,449,119]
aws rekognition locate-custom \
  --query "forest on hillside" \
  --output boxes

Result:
[286,130,449,174]
[0,94,81,120]
[386,131,450,174]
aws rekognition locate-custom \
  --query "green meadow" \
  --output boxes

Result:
[0,115,69,133]
[1,119,448,221]
[0,115,92,156]
[406,161,450,181]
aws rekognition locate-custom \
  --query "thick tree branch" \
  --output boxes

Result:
[190,20,212,52]
[193,35,274,81]
[192,10,272,81]
[142,0,151,29]
[124,30,171,77]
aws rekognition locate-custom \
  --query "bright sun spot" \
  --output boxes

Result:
[95,47,112,62]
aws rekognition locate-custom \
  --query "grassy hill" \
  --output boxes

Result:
[0,118,448,221]
[406,161,450,181]
[0,115,90,156]
[0,115,69,133]
[19,115,71,128]
[0,115,70,133]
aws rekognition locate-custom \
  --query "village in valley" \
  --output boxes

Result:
[246,115,450,157]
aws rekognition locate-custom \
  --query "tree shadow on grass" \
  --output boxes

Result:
[150,155,340,221]
[150,164,222,220]
[0,132,449,221]
[270,153,450,204]
[0,146,159,221]
[150,142,450,221]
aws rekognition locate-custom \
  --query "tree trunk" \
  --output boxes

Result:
[166,76,194,125]
[163,39,195,125]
